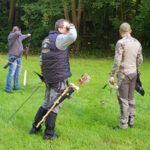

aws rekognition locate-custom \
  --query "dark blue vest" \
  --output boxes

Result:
[42,30,71,83]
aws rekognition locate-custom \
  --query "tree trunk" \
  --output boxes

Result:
[77,0,82,33]
[71,0,77,28]
[62,0,83,54]
[72,0,82,54]
[120,0,123,21]
[8,0,17,27]
[62,0,70,21]
[14,2,18,25]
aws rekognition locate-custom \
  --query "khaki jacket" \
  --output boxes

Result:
[110,34,143,80]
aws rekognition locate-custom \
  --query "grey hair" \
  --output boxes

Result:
[55,19,68,31]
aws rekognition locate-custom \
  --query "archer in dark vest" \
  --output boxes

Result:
[29,19,77,140]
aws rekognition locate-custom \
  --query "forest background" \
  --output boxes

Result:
[0,0,150,57]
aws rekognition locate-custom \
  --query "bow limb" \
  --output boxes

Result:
[25,16,31,60]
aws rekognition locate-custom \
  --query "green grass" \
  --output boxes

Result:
[0,55,150,150]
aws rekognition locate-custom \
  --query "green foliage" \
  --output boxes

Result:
[0,0,150,54]
[134,0,150,47]
[21,3,45,53]
[81,0,136,51]
[0,1,10,52]
[0,55,150,149]
[20,0,64,53]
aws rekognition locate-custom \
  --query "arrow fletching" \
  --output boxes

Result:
[108,81,118,89]
[78,73,90,86]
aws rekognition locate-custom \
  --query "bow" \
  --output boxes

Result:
[34,71,44,82]
[25,16,31,60]
[36,74,90,128]
[8,86,41,121]
[135,72,145,96]
[102,81,118,95]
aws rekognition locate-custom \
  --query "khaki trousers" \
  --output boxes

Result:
[117,73,137,128]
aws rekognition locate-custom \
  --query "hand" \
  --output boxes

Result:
[41,65,43,75]
[27,33,31,37]
[67,94,72,99]
[69,23,74,26]
[63,21,70,28]
[109,77,114,84]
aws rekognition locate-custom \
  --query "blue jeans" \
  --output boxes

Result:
[5,56,22,92]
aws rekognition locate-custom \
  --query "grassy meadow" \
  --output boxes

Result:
[0,54,150,150]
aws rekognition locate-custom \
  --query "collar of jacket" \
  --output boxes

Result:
[49,30,61,34]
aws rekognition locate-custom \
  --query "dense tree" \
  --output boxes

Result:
[134,0,150,47]
[61,0,82,53]
[8,0,17,26]
[0,0,149,56]
[0,0,10,51]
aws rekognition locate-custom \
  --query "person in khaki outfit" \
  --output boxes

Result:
[109,22,143,129]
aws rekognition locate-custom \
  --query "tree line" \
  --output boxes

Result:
[0,0,150,56]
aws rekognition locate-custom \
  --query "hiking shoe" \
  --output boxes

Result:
[43,134,58,140]
[29,126,41,134]
[129,124,133,128]
[5,90,13,94]
[13,88,24,90]
[113,126,121,130]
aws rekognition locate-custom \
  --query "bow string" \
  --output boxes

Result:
[25,16,31,60]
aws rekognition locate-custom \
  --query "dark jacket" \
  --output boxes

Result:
[42,31,71,83]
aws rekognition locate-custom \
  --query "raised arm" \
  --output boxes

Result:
[56,25,77,50]
[8,31,21,46]
[20,33,31,41]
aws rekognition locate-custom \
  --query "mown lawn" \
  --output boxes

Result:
[0,55,150,150]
